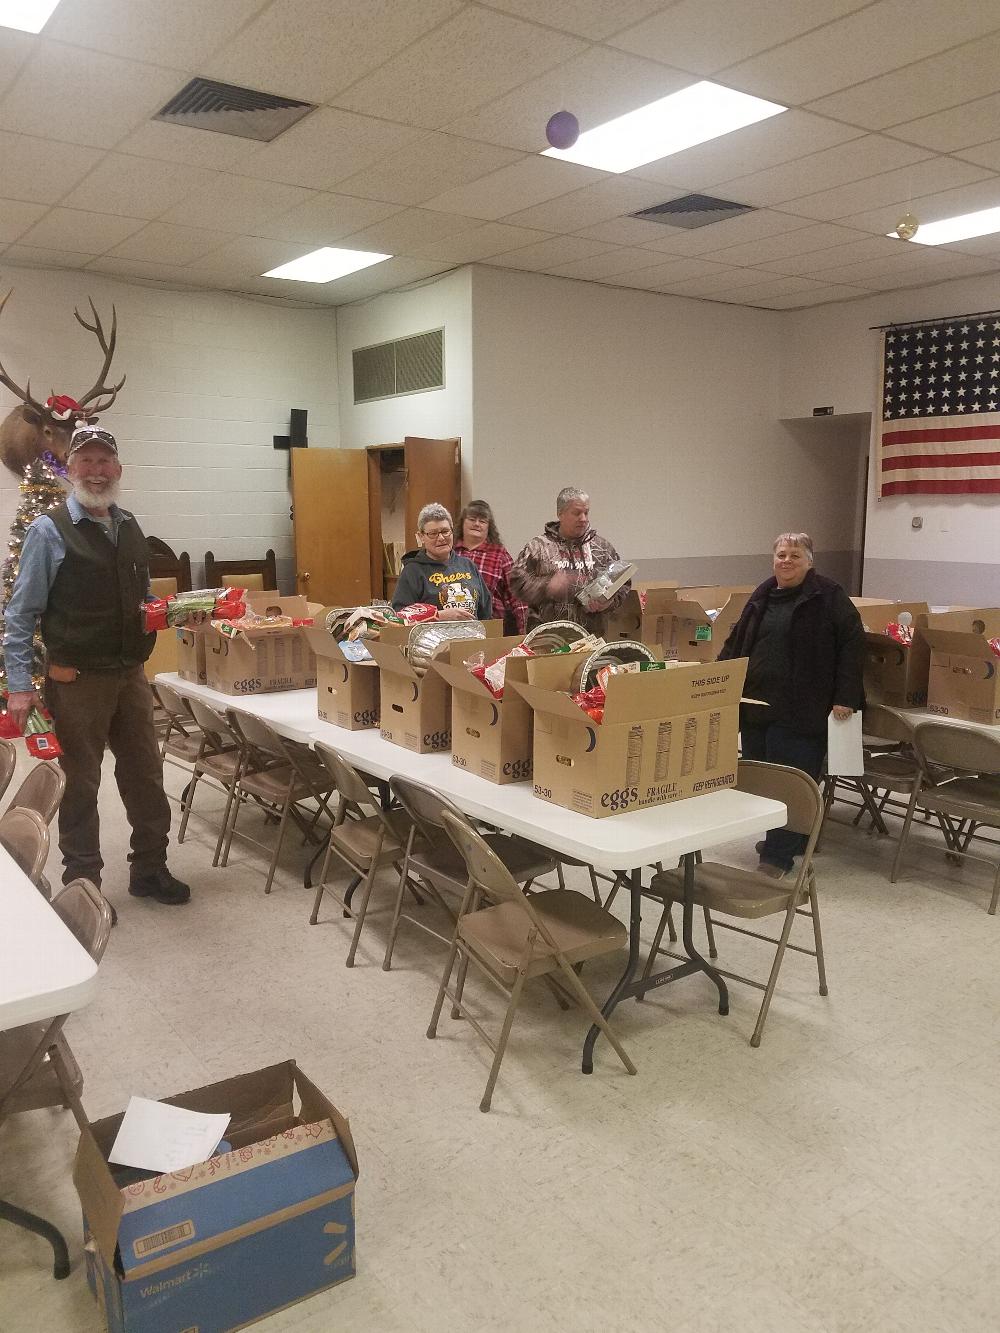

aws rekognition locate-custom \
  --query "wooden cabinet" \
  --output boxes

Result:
[291,437,461,607]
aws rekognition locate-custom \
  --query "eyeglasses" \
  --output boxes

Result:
[422,527,453,539]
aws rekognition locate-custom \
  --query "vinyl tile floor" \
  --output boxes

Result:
[2,752,999,1332]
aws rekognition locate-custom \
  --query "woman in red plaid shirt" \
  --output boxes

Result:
[454,500,529,636]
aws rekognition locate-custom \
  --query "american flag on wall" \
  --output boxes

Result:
[878,314,1000,496]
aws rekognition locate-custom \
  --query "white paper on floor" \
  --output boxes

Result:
[109,1096,231,1174]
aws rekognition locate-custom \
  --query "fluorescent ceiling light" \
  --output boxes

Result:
[542,81,786,174]
[895,205,1000,246]
[262,247,392,283]
[0,0,62,32]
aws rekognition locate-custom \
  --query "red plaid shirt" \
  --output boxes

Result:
[455,542,528,635]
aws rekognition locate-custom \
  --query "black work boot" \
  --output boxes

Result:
[128,867,191,905]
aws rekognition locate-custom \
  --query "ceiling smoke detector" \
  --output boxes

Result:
[154,78,315,143]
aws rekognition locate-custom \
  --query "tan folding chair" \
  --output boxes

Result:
[821,704,920,840]
[644,760,827,1048]
[152,681,204,766]
[0,807,50,888]
[220,713,336,894]
[6,762,66,826]
[310,745,415,966]
[0,738,17,803]
[429,807,636,1112]
[386,774,560,972]
[894,722,1000,913]
[180,699,248,860]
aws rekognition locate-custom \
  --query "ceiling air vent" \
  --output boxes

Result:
[154,78,314,142]
[630,194,755,230]
[353,330,445,405]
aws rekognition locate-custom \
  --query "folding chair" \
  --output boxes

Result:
[821,704,920,839]
[310,745,414,966]
[0,738,17,803]
[5,761,66,826]
[0,807,50,888]
[894,722,1000,913]
[152,682,203,766]
[644,760,827,1047]
[385,774,559,971]
[179,699,246,859]
[220,713,336,894]
[430,807,636,1112]
[0,879,113,1278]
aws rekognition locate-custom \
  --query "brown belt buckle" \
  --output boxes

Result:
[47,664,80,683]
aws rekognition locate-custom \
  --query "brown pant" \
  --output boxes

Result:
[45,666,171,887]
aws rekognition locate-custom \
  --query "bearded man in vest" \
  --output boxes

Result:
[3,425,191,917]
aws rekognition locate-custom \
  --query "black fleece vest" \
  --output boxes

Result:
[41,504,154,670]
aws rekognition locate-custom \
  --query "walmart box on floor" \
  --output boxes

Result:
[302,624,379,730]
[925,609,1000,724]
[432,639,590,784]
[74,1060,358,1333]
[857,602,931,708]
[514,655,747,818]
[368,621,503,754]
[204,593,323,696]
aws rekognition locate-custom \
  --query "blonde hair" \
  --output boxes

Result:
[773,532,814,563]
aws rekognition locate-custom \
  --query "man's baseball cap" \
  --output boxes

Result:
[67,425,118,459]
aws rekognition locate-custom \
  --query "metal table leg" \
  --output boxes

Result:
[582,866,642,1074]
[0,1198,70,1279]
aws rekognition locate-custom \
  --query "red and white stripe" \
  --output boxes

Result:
[879,418,1000,495]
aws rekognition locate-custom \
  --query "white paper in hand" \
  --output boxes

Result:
[827,710,864,777]
[109,1096,231,1175]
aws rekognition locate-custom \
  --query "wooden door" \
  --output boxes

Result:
[403,437,461,536]
[291,448,371,606]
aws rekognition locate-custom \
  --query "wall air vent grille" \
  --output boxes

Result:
[353,329,445,404]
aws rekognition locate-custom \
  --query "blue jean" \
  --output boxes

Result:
[740,720,826,870]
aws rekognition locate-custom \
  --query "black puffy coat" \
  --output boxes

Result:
[718,570,864,736]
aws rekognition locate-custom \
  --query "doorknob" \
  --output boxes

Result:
[299,571,311,582]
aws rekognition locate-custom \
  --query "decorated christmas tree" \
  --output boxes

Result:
[0,453,68,690]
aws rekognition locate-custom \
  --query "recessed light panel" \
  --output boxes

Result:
[542,81,786,174]
[0,0,62,33]
[897,205,1000,246]
[263,248,392,283]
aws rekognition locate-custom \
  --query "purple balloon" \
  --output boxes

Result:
[546,110,580,151]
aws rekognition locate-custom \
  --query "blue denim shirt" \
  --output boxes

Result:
[3,495,136,693]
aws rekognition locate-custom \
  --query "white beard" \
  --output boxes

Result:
[71,479,121,510]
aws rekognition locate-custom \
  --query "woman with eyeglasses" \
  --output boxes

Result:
[391,502,493,621]
[454,499,528,636]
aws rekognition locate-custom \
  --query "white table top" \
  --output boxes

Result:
[160,675,786,873]
[0,844,98,1028]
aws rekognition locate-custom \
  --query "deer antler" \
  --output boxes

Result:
[0,289,47,417]
[74,297,126,412]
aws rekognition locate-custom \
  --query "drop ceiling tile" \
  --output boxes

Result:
[3,243,93,269]
[632,110,863,191]
[573,216,682,246]
[700,222,863,267]
[84,255,197,283]
[447,47,692,153]
[487,234,616,271]
[250,194,403,245]
[61,154,214,220]
[955,140,1000,173]
[202,0,464,105]
[108,222,234,264]
[610,0,871,76]
[334,134,524,206]
[424,155,603,221]
[607,256,737,289]
[888,93,1000,154]
[478,0,668,42]
[806,32,1000,130]
[716,136,931,210]
[545,247,682,281]
[160,175,316,230]
[237,108,424,191]
[724,0,1000,105]
[780,158,993,223]
[657,265,791,296]
[300,257,456,305]
[334,8,585,130]
[807,248,994,287]
[719,274,833,302]
[44,0,264,69]
[758,233,913,275]
[0,27,34,96]
[763,284,872,308]
[184,236,318,280]
[16,207,146,255]
[0,198,49,242]
[114,120,265,172]
[0,42,183,149]
[835,175,1000,234]
[0,133,104,206]
[503,177,681,232]
[410,222,551,264]
[639,208,811,256]
[336,208,483,255]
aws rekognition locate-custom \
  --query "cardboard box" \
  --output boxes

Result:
[859,602,931,708]
[851,599,928,633]
[925,613,1000,724]
[175,626,207,684]
[74,1061,358,1333]
[606,582,677,641]
[204,594,323,696]
[514,655,747,818]
[642,590,749,664]
[302,626,379,731]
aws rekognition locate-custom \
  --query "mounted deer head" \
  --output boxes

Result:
[0,290,126,478]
